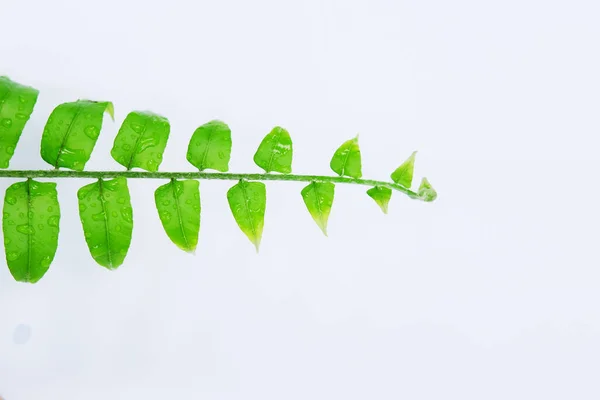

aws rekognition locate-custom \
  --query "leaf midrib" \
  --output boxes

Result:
[240,182,257,242]
[171,179,191,251]
[54,104,82,168]
[98,179,113,268]
[125,118,150,170]
[26,178,32,282]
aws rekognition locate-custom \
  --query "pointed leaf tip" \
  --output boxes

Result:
[253,126,293,174]
[418,177,437,202]
[105,102,115,121]
[367,186,392,214]
[391,151,417,188]
[227,180,266,250]
[301,181,335,236]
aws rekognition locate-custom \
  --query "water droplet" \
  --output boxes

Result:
[84,125,99,139]
[111,211,118,217]
[79,203,87,212]
[5,196,16,205]
[37,223,44,230]
[40,256,52,268]
[16,224,34,235]
[131,123,144,133]
[185,199,192,205]
[115,225,122,232]
[6,219,14,225]
[1,118,12,128]
[218,151,225,159]
[162,200,171,206]
[6,146,14,155]
[15,113,28,120]
[3,212,9,219]
[91,212,104,221]
[6,251,19,261]
[47,206,53,212]
[161,211,172,222]
[122,144,131,151]
[91,202,97,208]
[117,197,126,204]
[18,212,25,218]
[121,207,133,223]
[47,215,60,227]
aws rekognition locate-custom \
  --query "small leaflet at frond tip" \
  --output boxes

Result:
[367,186,392,214]
[418,177,437,202]
[391,151,417,188]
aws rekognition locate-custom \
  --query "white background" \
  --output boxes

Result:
[1,0,599,398]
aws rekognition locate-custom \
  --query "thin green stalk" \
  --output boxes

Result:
[0,170,421,199]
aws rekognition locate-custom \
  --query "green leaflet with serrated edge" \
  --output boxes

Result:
[227,180,266,251]
[187,120,232,172]
[366,186,392,214]
[391,151,417,188]
[418,177,437,202]
[77,177,133,269]
[155,179,200,252]
[2,179,60,283]
[111,111,170,171]
[41,100,114,170]
[330,136,362,179]
[301,181,335,236]
[253,126,293,173]
[0,77,39,169]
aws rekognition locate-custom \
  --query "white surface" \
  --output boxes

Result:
[1,0,599,399]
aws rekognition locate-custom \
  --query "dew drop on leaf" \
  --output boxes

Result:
[5,196,16,205]
[1,118,12,128]
[47,215,59,227]
[6,251,19,261]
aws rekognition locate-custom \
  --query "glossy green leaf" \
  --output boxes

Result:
[155,179,200,252]
[301,181,335,236]
[330,136,362,179]
[253,126,293,173]
[77,177,133,269]
[367,186,392,214]
[41,100,114,170]
[2,179,60,283]
[111,111,170,171]
[418,177,437,202]
[186,120,232,172]
[391,151,417,188]
[0,77,39,169]
[227,180,266,251]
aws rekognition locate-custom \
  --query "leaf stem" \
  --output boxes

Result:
[0,170,423,200]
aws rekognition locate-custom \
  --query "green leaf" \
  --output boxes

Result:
[227,180,266,251]
[0,77,39,169]
[330,135,362,179]
[155,179,200,252]
[2,179,60,283]
[186,120,232,172]
[253,126,293,173]
[111,111,170,171]
[418,177,437,202]
[77,177,133,269]
[391,151,417,188]
[301,181,335,236]
[366,186,392,214]
[40,100,114,170]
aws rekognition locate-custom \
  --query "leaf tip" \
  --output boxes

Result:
[105,102,115,121]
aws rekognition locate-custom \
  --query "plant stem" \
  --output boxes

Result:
[0,170,422,199]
